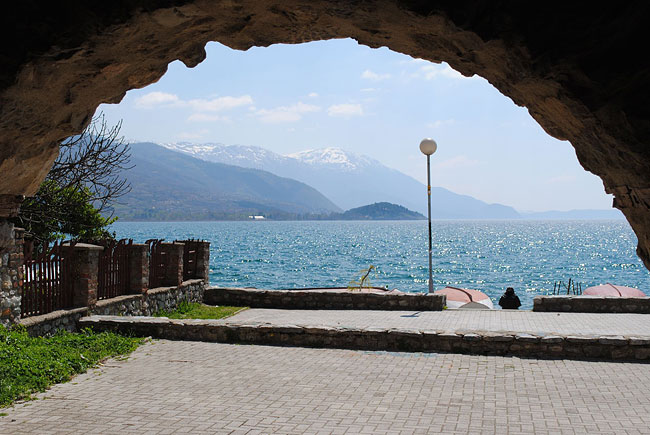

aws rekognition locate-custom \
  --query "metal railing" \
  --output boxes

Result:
[21,240,73,317]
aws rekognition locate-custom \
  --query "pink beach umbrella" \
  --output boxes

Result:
[434,286,494,309]
[583,283,646,297]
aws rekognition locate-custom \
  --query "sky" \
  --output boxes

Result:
[98,38,613,212]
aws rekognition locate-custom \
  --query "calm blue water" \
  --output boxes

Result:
[110,220,650,309]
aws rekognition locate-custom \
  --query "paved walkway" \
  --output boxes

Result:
[226,309,650,337]
[3,339,650,434]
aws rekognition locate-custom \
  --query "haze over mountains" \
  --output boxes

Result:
[114,141,623,221]
[113,143,341,220]
[161,142,522,219]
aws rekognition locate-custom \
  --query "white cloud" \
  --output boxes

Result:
[327,103,363,117]
[308,92,319,98]
[256,102,320,123]
[135,91,180,108]
[187,95,253,112]
[427,119,456,129]
[361,69,391,81]
[135,92,253,115]
[409,63,478,81]
[360,88,376,92]
[435,155,480,171]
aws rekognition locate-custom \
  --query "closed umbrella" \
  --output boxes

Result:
[434,286,494,309]
[584,283,646,297]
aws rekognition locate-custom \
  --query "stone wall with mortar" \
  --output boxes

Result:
[19,279,205,336]
[205,287,446,311]
[143,281,204,315]
[534,296,650,313]
[79,315,650,362]
[0,223,23,327]
[19,307,88,336]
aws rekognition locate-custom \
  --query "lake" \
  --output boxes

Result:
[110,220,650,309]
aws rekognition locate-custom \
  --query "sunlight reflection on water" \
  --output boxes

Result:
[111,220,649,309]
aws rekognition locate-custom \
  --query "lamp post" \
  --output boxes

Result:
[419,138,437,294]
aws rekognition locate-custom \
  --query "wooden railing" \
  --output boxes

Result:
[97,239,132,300]
[17,237,208,318]
[147,239,167,288]
[177,239,201,281]
[21,240,73,317]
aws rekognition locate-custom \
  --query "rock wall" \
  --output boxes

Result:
[0,224,23,327]
[205,287,446,311]
[18,279,205,336]
[2,2,650,266]
[534,296,650,314]
[79,315,650,362]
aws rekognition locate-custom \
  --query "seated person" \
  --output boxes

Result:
[498,287,521,310]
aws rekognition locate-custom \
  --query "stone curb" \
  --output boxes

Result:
[204,287,446,311]
[534,295,650,313]
[79,315,650,362]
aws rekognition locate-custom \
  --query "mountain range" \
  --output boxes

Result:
[112,142,341,220]
[113,141,623,221]
[161,142,521,219]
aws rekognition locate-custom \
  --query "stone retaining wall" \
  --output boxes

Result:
[19,307,87,336]
[19,279,205,336]
[534,296,650,313]
[79,315,650,362]
[205,287,445,311]
[0,224,23,327]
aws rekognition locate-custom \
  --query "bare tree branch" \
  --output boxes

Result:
[48,113,132,215]
[15,114,131,242]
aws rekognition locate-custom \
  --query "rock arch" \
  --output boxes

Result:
[2,1,650,266]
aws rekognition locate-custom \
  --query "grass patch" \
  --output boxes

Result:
[0,326,143,408]
[154,301,246,320]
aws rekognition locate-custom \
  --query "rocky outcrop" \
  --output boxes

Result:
[1,1,650,265]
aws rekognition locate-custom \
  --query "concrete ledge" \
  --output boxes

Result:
[205,287,446,311]
[79,315,650,362]
[534,295,650,313]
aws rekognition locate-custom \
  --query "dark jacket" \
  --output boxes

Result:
[499,293,521,309]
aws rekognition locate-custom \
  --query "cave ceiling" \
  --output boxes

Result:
[1,1,650,266]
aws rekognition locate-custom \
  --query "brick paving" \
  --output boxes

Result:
[3,340,650,434]
[227,309,650,337]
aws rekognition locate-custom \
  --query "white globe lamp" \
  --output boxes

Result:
[419,138,437,156]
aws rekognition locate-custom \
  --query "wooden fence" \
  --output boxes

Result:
[147,239,167,288]
[21,240,74,317]
[97,239,132,300]
[19,237,207,317]
[178,239,201,281]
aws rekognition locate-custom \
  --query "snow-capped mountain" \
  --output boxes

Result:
[287,147,377,171]
[114,142,342,220]
[159,142,521,218]
[163,143,375,172]
[162,142,291,169]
